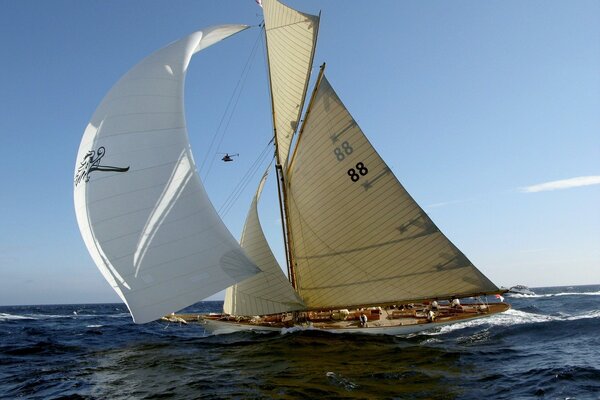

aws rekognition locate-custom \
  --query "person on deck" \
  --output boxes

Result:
[430,300,439,310]
[451,297,462,309]
[427,310,436,322]
[359,312,368,327]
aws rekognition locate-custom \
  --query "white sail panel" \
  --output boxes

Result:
[224,168,305,316]
[262,0,319,166]
[74,26,261,324]
[287,76,499,309]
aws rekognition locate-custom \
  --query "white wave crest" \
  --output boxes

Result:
[0,312,130,321]
[326,372,359,390]
[0,313,36,321]
[509,291,600,299]
[424,308,600,335]
[280,325,315,335]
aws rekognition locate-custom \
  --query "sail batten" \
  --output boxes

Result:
[286,75,498,308]
[74,25,262,324]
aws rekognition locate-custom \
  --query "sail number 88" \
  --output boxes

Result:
[348,162,368,182]
[334,141,353,161]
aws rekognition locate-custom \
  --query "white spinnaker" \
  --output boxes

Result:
[224,168,305,316]
[73,26,260,324]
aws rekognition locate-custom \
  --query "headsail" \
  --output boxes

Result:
[262,0,320,166]
[286,75,499,309]
[224,167,305,316]
[74,26,261,324]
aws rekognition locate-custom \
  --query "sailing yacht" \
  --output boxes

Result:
[74,0,509,335]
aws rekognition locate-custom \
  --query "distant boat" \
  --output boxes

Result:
[508,285,536,296]
[74,0,509,334]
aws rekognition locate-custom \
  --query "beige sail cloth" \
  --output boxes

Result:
[262,0,319,166]
[286,76,499,309]
[224,168,306,316]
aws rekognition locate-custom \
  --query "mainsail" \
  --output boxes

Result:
[74,26,261,324]
[286,75,500,309]
[262,0,320,166]
[224,168,305,316]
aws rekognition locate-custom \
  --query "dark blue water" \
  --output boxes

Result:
[1,285,599,399]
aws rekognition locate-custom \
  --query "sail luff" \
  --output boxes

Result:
[261,10,293,287]
[261,0,320,290]
[287,63,326,177]
[261,19,295,284]
[262,0,320,167]
[285,62,326,290]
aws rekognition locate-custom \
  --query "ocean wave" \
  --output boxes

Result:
[509,291,600,298]
[106,313,131,318]
[326,372,359,391]
[425,308,600,335]
[9,312,131,320]
[0,313,35,321]
[280,325,314,335]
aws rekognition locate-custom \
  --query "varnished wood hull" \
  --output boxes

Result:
[170,303,511,336]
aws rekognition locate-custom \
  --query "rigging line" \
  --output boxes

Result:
[199,27,264,180]
[221,145,269,214]
[218,140,274,217]
[219,135,274,216]
[218,141,273,217]
[219,152,270,218]
[219,154,271,219]
[219,137,273,212]
[205,51,258,182]
[199,27,261,176]
[201,32,262,181]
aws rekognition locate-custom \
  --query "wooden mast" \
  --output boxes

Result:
[261,2,320,290]
[262,22,297,289]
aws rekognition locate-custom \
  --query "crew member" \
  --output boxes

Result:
[451,297,462,309]
[359,312,368,327]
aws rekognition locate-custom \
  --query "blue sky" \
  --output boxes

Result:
[0,0,598,305]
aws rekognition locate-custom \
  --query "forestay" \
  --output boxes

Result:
[262,0,319,166]
[286,75,499,309]
[73,26,260,324]
[224,168,306,316]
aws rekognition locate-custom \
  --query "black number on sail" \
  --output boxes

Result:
[348,162,368,182]
[356,162,368,176]
[334,141,353,161]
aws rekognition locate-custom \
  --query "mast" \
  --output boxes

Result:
[261,0,320,289]
[281,64,326,290]
[262,22,295,288]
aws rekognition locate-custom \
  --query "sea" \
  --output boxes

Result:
[1,285,599,400]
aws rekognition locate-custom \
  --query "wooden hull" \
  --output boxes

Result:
[171,303,510,336]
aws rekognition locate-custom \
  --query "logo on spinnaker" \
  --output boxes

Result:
[74,146,129,186]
